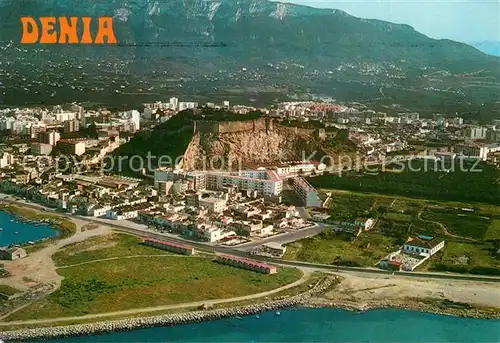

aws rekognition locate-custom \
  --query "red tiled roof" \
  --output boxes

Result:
[218,254,274,270]
[388,260,402,266]
[144,238,193,251]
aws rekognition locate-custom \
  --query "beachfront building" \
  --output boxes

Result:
[143,238,195,256]
[380,236,445,272]
[215,254,277,274]
[402,237,445,257]
[0,247,27,260]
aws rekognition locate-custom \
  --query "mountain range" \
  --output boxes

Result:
[1,0,499,120]
[471,41,500,57]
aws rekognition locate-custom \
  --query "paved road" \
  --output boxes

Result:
[235,224,325,251]
[0,272,310,326]
[2,196,500,284]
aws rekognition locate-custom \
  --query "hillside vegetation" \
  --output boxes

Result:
[309,160,500,205]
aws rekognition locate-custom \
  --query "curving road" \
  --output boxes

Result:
[2,195,500,284]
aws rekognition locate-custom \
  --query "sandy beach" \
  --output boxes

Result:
[307,271,500,318]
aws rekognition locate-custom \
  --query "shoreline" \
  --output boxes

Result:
[0,276,337,342]
[0,205,76,245]
[305,298,500,320]
[1,275,499,342]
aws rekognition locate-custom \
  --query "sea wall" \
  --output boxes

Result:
[0,276,337,342]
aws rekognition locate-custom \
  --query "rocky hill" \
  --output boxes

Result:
[112,109,353,172]
[1,0,499,119]
[181,125,319,170]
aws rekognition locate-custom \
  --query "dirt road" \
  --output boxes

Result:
[0,219,111,291]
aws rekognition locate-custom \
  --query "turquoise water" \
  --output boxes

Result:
[45,308,500,342]
[0,210,59,246]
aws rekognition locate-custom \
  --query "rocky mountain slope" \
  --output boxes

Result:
[181,126,320,170]
[1,0,499,119]
[112,109,353,172]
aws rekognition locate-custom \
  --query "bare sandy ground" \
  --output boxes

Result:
[0,218,111,291]
[311,271,500,310]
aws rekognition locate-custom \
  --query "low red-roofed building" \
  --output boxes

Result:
[215,254,277,274]
[143,238,194,255]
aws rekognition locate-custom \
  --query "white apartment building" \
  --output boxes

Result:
[273,162,325,176]
[199,197,227,213]
[291,177,321,207]
[402,237,445,257]
[454,143,500,161]
[169,97,179,111]
[465,126,488,140]
[178,102,198,111]
[207,170,282,197]
[0,152,13,168]
[55,112,77,122]
[105,209,138,220]
[125,110,141,131]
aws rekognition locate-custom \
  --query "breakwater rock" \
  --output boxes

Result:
[0,276,337,342]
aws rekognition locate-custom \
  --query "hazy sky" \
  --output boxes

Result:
[281,0,500,43]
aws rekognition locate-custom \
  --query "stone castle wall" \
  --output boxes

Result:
[196,117,272,134]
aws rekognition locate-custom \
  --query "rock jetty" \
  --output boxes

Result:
[0,276,337,342]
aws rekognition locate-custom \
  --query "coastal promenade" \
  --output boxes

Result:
[1,195,500,284]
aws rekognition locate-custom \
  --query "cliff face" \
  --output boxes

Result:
[182,127,320,170]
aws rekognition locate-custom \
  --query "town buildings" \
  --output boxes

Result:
[56,139,86,156]
[290,177,321,207]
[39,130,60,146]
[206,170,283,197]
[454,142,500,161]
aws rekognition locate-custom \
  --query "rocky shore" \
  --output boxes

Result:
[0,276,338,342]
[304,297,500,320]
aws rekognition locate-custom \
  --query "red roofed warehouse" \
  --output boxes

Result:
[143,238,195,256]
[216,254,277,274]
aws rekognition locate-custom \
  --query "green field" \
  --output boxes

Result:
[6,255,301,321]
[6,233,302,321]
[309,160,500,205]
[425,241,500,275]
[421,207,492,240]
[52,233,170,267]
[485,220,500,241]
[290,189,500,274]
[384,212,413,222]
[326,193,376,221]
[284,231,400,267]
[0,285,20,296]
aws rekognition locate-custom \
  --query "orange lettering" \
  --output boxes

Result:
[94,17,116,44]
[39,17,57,44]
[20,17,38,43]
[80,17,93,44]
[58,17,79,43]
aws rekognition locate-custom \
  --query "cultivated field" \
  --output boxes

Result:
[285,190,500,274]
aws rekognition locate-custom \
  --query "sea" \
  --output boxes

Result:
[0,210,59,246]
[43,308,500,343]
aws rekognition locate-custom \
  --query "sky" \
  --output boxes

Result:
[280,0,500,43]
